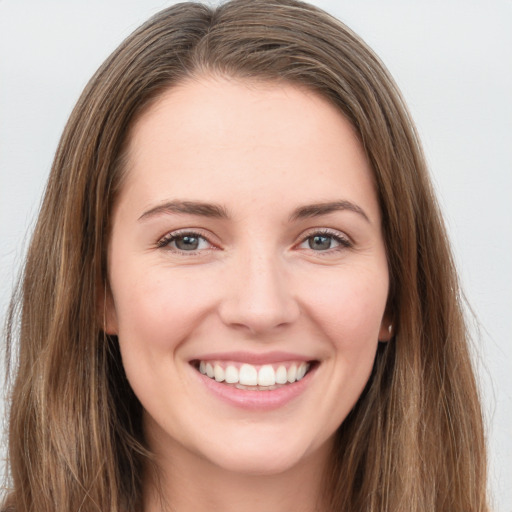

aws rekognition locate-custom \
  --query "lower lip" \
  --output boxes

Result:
[194,365,317,411]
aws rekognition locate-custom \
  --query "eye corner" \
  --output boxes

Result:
[295,228,353,254]
[156,229,219,254]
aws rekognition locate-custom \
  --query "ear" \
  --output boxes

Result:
[98,282,119,335]
[378,314,394,343]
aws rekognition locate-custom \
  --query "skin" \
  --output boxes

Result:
[105,75,391,512]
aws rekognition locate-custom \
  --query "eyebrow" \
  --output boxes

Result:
[289,201,370,223]
[138,199,370,223]
[138,200,229,221]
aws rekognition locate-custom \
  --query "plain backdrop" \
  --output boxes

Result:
[1,1,511,510]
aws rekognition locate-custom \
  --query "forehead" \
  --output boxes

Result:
[129,75,363,153]
[119,75,379,222]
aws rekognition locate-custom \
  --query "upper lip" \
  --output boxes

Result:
[190,351,315,365]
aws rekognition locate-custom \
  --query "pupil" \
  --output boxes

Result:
[309,235,331,250]
[176,236,199,250]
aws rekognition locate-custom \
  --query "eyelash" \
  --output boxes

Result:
[297,229,352,253]
[156,230,215,253]
[156,228,352,254]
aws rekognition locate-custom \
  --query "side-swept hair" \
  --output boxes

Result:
[3,1,488,511]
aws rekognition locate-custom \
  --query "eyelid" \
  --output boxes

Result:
[155,227,352,254]
[156,228,218,252]
[296,227,352,250]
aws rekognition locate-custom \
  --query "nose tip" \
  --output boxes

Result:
[218,255,300,335]
[222,296,299,335]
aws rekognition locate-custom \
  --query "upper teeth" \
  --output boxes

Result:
[198,361,310,386]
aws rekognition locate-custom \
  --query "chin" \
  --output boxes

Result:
[207,448,309,476]
[195,429,330,477]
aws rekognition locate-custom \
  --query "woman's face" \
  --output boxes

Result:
[106,76,391,476]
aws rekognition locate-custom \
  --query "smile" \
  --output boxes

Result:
[195,361,312,389]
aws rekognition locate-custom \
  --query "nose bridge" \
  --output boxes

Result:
[219,243,299,334]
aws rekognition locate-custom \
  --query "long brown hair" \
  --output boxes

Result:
[3,1,488,510]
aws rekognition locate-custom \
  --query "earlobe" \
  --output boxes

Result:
[103,303,119,335]
[378,317,394,342]
[98,283,118,335]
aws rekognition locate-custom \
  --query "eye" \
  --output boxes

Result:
[157,231,213,252]
[298,230,351,252]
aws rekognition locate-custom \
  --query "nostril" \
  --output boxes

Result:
[218,299,300,335]
[216,263,300,334]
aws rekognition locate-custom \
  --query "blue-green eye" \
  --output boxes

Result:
[308,234,334,250]
[298,231,351,251]
[173,235,201,251]
[158,232,211,252]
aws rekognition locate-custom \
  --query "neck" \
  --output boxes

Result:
[143,433,331,512]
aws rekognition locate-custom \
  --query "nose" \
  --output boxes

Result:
[218,250,300,335]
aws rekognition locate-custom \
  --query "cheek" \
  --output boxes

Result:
[299,265,389,349]
[110,266,217,352]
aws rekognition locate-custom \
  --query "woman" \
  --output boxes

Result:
[2,0,489,511]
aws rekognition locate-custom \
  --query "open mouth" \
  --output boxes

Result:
[191,360,317,391]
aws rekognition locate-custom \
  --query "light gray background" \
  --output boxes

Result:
[1,1,510,510]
